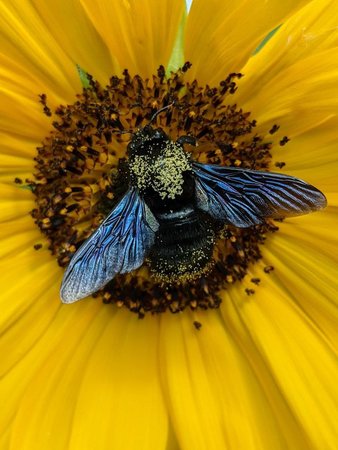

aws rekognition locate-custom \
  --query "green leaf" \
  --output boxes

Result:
[76,64,91,88]
[17,184,34,191]
[253,25,281,55]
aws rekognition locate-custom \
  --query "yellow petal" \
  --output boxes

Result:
[0,153,33,173]
[237,48,338,137]
[185,0,310,84]
[29,0,118,83]
[269,115,338,167]
[0,141,34,184]
[0,184,34,222]
[327,193,338,206]
[226,265,338,449]
[264,115,338,201]
[0,429,10,450]
[68,312,168,450]
[160,312,228,449]
[0,0,118,103]
[235,0,338,105]
[0,1,78,102]
[0,259,60,375]
[0,216,41,260]
[160,310,307,449]
[0,64,50,143]
[262,219,338,345]
[221,289,317,449]
[7,305,169,449]
[80,0,186,78]
[2,301,104,448]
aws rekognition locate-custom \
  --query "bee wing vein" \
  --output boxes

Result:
[193,162,326,227]
[60,188,158,303]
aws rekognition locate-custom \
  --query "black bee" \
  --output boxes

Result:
[60,121,327,303]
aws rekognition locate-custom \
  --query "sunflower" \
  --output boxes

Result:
[1,0,338,448]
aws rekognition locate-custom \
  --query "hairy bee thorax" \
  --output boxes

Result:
[127,127,192,200]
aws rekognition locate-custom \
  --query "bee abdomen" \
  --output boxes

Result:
[149,211,215,284]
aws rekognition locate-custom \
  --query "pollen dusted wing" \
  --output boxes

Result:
[193,163,327,228]
[60,189,159,303]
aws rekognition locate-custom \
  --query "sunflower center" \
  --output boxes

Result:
[31,63,282,316]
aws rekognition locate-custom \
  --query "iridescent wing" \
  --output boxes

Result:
[193,162,327,228]
[60,188,159,303]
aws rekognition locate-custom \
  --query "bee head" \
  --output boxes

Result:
[127,125,170,159]
[127,104,176,158]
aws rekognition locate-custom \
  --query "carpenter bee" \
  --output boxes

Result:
[60,117,327,303]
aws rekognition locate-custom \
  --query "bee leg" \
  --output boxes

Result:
[176,135,197,147]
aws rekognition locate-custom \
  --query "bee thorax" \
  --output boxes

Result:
[128,142,192,199]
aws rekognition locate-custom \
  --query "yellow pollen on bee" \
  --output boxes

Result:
[129,142,191,199]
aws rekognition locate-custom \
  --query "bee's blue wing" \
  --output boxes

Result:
[193,162,327,228]
[60,188,159,303]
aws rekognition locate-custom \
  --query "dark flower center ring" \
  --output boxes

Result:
[30,64,285,316]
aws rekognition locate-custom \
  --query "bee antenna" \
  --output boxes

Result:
[149,103,174,124]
